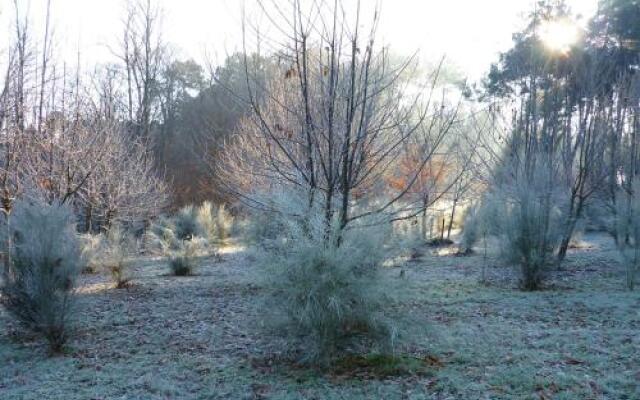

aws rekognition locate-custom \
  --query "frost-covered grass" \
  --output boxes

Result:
[1,234,639,399]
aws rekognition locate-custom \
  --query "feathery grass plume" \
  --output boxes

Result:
[146,203,233,257]
[195,201,234,243]
[195,201,217,240]
[214,204,234,241]
[1,199,81,352]
[102,224,137,288]
[145,207,210,276]
[78,233,104,274]
[173,205,199,240]
[145,216,182,255]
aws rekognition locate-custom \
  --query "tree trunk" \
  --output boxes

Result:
[84,204,93,233]
[446,198,458,239]
[420,195,429,240]
[2,208,12,277]
[557,225,574,262]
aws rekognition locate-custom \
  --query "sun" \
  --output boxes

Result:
[539,18,581,54]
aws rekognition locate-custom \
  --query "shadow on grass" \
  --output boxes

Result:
[250,353,443,382]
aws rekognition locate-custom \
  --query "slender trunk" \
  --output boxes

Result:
[557,217,577,262]
[557,193,581,262]
[85,204,93,233]
[447,198,458,239]
[37,0,52,135]
[105,209,114,231]
[610,91,624,244]
[126,61,134,122]
[324,186,334,237]
[2,208,12,277]
[420,195,429,240]
[429,216,433,240]
[481,233,488,283]
[339,170,349,231]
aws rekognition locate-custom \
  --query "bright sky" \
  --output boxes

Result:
[0,0,599,81]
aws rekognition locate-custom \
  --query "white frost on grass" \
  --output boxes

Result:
[0,232,639,399]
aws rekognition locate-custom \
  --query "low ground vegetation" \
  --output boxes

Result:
[144,202,230,276]
[168,238,207,276]
[1,231,638,399]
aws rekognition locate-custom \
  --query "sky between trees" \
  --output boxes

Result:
[0,0,598,81]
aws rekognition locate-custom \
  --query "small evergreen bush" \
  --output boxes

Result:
[1,199,81,352]
[488,164,565,290]
[168,238,205,276]
[173,205,199,240]
[256,192,397,365]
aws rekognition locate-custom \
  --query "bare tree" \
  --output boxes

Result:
[219,0,458,234]
[0,0,168,236]
[36,0,53,135]
[84,121,169,229]
[0,1,35,272]
[605,72,640,245]
[116,0,166,142]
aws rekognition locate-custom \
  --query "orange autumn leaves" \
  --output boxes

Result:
[386,147,452,203]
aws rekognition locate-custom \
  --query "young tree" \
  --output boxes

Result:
[1,198,81,352]
[0,0,168,234]
[156,59,204,168]
[616,177,640,290]
[0,1,36,273]
[220,0,457,234]
[484,0,611,264]
[117,0,166,142]
[587,0,640,246]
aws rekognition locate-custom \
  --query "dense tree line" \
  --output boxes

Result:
[463,0,640,289]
